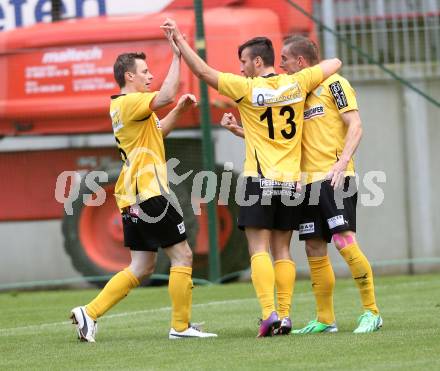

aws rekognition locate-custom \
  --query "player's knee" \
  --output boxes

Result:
[305,239,327,256]
[168,240,193,267]
[143,260,157,277]
[271,246,291,260]
[180,246,193,266]
[305,239,320,250]
[129,258,156,280]
[333,232,356,250]
[129,264,154,280]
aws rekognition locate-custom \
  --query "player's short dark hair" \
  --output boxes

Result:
[113,52,146,88]
[238,37,275,67]
[283,35,319,65]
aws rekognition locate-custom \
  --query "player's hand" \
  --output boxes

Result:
[221,113,244,137]
[176,94,197,113]
[326,158,349,189]
[220,112,238,129]
[161,18,183,41]
[164,28,181,57]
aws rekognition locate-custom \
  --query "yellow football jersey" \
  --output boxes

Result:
[110,92,169,210]
[218,65,323,182]
[301,74,358,184]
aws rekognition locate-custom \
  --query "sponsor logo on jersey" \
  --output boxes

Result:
[252,82,303,107]
[260,178,296,197]
[304,105,324,120]
[262,189,296,197]
[177,222,186,234]
[299,222,315,235]
[329,81,348,109]
[259,178,296,189]
[110,109,123,133]
[327,215,346,229]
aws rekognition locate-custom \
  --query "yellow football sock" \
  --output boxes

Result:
[169,266,193,332]
[86,267,140,320]
[308,256,335,324]
[274,259,295,318]
[339,243,379,315]
[251,252,276,320]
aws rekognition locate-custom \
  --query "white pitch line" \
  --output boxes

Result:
[4,283,400,337]
[0,298,257,336]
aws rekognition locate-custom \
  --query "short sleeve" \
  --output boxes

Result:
[125,92,158,121]
[328,78,358,113]
[218,72,250,102]
[293,65,323,94]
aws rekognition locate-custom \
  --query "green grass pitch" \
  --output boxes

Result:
[1,274,439,370]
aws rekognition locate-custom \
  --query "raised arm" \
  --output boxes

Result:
[161,18,220,90]
[150,30,181,111]
[318,58,342,81]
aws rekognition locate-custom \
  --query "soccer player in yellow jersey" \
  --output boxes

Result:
[161,18,342,337]
[221,37,313,336]
[70,34,217,341]
[223,36,382,334]
[281,36,382,334]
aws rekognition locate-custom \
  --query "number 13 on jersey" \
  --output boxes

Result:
[259,106,296,140]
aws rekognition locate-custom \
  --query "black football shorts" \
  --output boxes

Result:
[298,177,357,243]
[237,176,300,231]
[122,195,187,251]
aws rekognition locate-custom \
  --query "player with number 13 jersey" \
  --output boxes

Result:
[218,66,323,183]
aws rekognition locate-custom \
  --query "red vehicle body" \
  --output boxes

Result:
[0,0,314,280]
